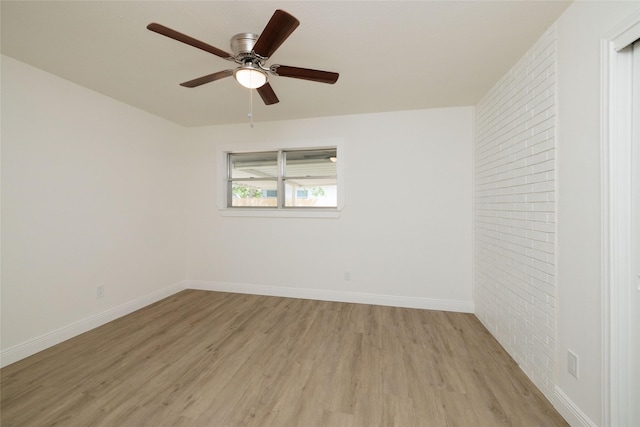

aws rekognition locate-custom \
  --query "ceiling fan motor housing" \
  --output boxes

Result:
[231,33,260,61]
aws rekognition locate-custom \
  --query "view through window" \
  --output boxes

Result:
[227,148,337,208]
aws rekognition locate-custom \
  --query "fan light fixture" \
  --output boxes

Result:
[234,65,267,89]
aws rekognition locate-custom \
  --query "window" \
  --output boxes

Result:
[217,138,344,218]
[227,148,338,209]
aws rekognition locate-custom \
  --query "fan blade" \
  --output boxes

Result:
[257,83,279,105]
[252,10,300,59]
[180,70,233,88]
[271,65,339,84]
[147,23,232,59]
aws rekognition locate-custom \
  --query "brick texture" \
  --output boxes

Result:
[474,26,557,399]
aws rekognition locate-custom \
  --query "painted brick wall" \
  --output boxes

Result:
[474,26,557,399]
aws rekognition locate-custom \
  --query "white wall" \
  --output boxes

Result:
[183,108,474,310]
[555,2,640,426]
[475,25,557,400]
[1,56,187,364]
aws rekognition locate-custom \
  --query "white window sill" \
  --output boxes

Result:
[219,208,342,219]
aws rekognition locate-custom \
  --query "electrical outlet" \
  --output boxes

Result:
[344,271,351,281]
[96,285,105,299]
[567,350,579,378]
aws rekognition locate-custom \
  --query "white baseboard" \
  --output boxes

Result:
[183,280,474,313]
[554,386,598,427]
[0,282,186,368]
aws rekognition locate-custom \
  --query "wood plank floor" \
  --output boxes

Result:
[1,290,568,426]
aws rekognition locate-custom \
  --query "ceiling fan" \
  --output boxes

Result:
[147,10,339,105]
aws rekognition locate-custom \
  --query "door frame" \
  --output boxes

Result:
[601,10,640,427]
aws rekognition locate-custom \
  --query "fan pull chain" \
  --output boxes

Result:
[248,88,254,128]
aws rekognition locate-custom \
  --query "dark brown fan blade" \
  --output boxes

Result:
[272,65,339,84]
[252,10,300,59]
[257,83,279,105]
[180,70,233,88]
[147,23,232,59]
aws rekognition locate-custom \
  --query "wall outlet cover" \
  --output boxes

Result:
[567,350,578,378]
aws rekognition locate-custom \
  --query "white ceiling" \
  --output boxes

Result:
[1,1,571,127]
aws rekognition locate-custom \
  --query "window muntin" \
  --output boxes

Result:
[226,148,337,209]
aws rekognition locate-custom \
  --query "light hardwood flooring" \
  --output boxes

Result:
[1,290,568,426]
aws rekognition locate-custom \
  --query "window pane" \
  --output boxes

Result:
[285,179,337,207]
[231,181,277,207]
[230,152,278,179]
[284,149,336,178]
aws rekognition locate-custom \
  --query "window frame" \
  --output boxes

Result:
[217,138,345,218]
